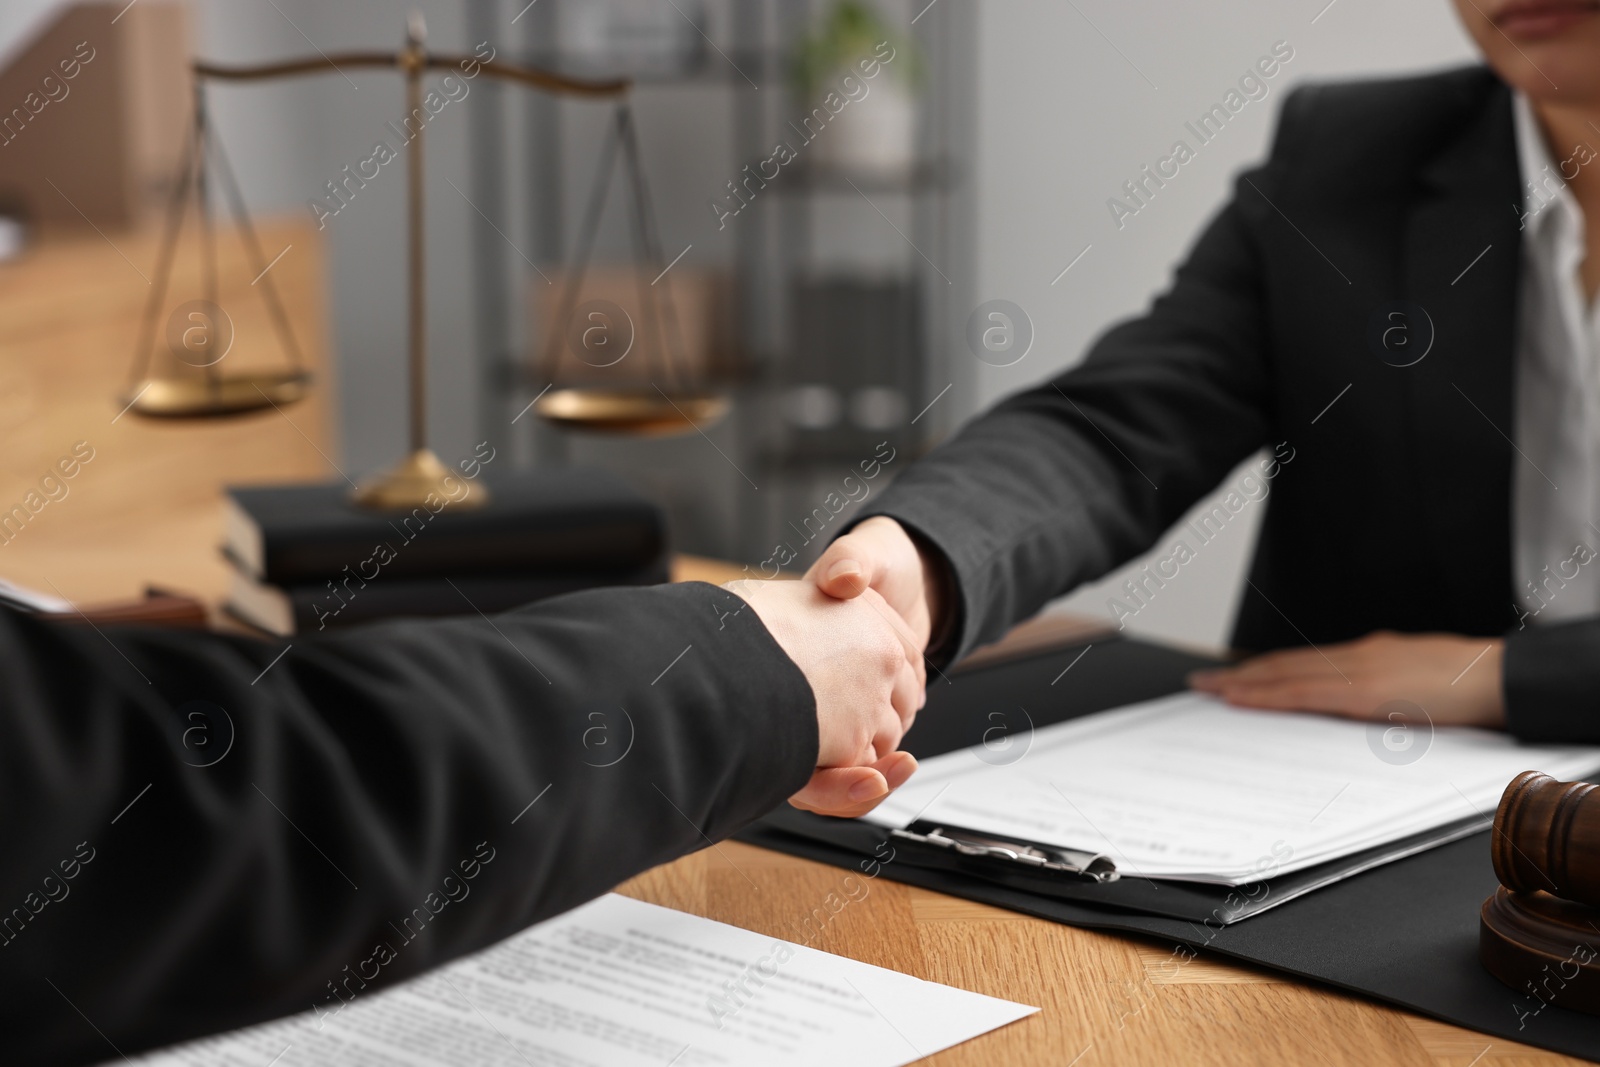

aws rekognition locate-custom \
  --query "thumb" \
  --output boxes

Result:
[788,752,919,818]
[809,534,877,600]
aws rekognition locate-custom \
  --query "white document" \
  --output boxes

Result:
[865,691,1600,885]
[121,894,1035,1067]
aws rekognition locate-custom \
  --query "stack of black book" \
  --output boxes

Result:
[223,467,669,636]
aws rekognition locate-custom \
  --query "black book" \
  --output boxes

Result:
[226,556,671,636]
[225,467,667,585]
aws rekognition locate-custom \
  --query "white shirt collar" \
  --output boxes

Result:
[1513,92,1584,241]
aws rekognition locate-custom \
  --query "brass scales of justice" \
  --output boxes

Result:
[124,13,728,510]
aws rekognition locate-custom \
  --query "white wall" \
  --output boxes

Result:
[0,1,64,65]
[964,0,1476,649]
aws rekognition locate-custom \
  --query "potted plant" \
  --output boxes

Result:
[791,1,922,178]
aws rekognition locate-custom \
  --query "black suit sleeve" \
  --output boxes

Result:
[0,581,816,1067]
[1502,620,1600,742]
[860,182,1278,665]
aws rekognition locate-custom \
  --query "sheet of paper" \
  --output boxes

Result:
[865,691,1600,884]
[120,894,1035,1067]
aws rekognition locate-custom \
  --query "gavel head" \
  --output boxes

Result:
[1492,770,1600,906]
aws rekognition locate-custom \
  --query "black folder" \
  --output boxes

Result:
[735,633,1600,1061]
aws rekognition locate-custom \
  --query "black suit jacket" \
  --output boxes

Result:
[0,582,814,1066]
[865,66,1596,742]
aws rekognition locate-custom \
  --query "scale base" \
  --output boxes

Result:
[351,448,488,511]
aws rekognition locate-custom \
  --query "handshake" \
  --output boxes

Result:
[723,517,945,820]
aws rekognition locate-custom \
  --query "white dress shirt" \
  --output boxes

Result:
[1512,93,1600,624]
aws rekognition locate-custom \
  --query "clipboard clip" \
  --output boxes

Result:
[890,824,1120,883]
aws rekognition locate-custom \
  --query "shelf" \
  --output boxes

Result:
[745,158,955,195]
[507,47,788,88]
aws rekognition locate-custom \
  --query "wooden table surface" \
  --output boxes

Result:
[3,226,1584,1067]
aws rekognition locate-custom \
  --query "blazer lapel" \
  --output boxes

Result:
[1399,77,1523,633]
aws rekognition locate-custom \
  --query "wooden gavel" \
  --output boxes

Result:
[1481,771,1600,1014]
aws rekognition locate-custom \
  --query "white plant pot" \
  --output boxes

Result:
[810,76,917,178]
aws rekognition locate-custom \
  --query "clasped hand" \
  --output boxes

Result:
[720,518,946,819]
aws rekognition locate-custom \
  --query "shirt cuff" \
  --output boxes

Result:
[1502,617,1600,743]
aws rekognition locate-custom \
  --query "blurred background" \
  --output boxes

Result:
[0,0,1476,647]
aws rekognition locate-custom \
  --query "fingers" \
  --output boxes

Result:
[1189,647,1370,718]
[882,751,918,787]
[808,535,876,601]
[1193,632,1505,728]
[1208,681,1372,718]
[789,767,885,817]
[789,752,919,819]
[871,692,908,770]
[868,587,927,694]
[1190,648,1334,690]
[1189,643,1351,698]
[890,656,922,733]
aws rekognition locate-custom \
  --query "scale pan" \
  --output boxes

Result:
[122,371,313,418]
[534,388,729,435]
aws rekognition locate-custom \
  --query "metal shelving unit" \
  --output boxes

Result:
[466,0,970,564]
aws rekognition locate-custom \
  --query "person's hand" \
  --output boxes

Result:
[1188,631,1506,728]
[724,578,922,818]
[806,516,944,687]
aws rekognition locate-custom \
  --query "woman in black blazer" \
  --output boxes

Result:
[812,0,1600,741]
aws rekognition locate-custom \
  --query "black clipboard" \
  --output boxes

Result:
[743,634,1498,925]
[752,804,1496,925]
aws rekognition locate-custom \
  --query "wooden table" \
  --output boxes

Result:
[3,224,1582,1066]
